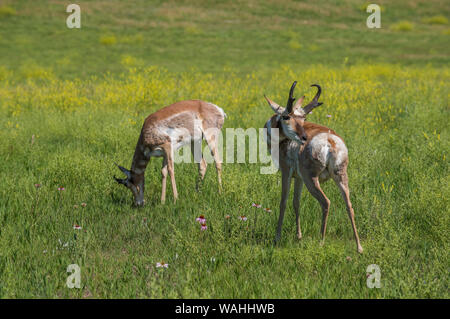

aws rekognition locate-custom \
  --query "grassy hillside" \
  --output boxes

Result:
[0,0,449,78]
[0,0,448,298]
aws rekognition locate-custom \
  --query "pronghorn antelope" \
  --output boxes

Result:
[114,100,226,206]
[264,82,363,253]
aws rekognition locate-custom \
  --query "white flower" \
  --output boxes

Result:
[156,262,169,268]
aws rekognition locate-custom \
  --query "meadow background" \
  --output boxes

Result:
[0,0,448,298]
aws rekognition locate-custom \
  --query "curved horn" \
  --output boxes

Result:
[303,84,323,115]
[114,176,128,185]
[311,84,322,101]
[115,163,131,179]
[285,81,297,113]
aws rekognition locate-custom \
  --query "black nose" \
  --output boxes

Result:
[301,134,307,142]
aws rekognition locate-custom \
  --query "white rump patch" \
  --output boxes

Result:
[208,103,227,119]
[310,133,348,168]
[329,134,347,166]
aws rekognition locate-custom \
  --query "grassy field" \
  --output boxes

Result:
[0,0,449,298]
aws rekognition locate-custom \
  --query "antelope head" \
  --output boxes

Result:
[264,81,323,145]
[114,164,145,207]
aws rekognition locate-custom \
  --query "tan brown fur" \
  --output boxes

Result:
[116,100,225,206]
[302,122,342,142]
[264,84,363,253]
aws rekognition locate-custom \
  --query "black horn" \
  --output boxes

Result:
[114,176,128,185]
[115,163,131,179]
[285,81,297,113]
[303,84,323,115]
[310,84,322,102]
[114,163,131,186]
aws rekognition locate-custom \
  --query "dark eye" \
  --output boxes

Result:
[282,115,290,120]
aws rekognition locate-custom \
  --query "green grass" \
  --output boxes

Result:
[99,35,118,46]
[0,0,449,79]
[0,6,16,18]
[0,0,449,298]
[0,65,449,298]
[390,21,414,32]
[422,15,449,25]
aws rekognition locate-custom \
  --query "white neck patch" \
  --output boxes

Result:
[281,121,302,144]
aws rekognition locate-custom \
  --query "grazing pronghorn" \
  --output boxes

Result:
[264,82,363,253]
[114,100,226,206]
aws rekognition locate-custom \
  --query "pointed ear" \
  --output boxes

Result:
[264,95,285,114]
[291,96,305,114]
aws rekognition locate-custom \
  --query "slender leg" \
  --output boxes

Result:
[204,132,222,192]
[161,157,168,204]
[301,173,330,244]
[197,158,207,191]
[160,143,178,202]
[275,168,292,243]
[191,140,207,191]
[166,151,178,202]
[293,177,304,240]
[333,172,363,253]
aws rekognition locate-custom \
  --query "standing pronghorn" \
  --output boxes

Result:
[264,82,363,253]
[114,100,226,206]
